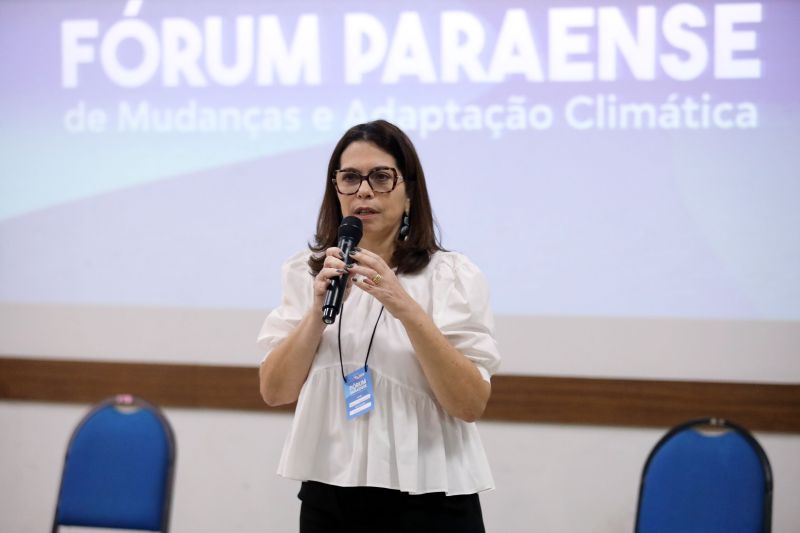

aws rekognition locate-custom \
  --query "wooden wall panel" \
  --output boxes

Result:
[1,357,798,432]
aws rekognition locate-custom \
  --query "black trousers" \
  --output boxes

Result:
[298,481,486,533]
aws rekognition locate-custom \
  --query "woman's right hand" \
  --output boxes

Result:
[261,248,350,406]
[312,246,355,310]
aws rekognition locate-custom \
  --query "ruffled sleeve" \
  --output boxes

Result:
[257,251,314,359]
[430,253,501,382]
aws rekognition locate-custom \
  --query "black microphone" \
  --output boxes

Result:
[322,216,363,324]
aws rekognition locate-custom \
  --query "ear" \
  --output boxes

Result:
[404,197,411,214]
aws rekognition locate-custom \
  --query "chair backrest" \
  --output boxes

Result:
[52,394,176,532]
[635,417,772,533]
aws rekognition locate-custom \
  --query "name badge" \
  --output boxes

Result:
[343,367,375,420]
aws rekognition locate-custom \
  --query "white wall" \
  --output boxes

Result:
[2,401,798,532]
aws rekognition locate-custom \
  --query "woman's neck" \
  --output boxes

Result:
[360,233,397,266]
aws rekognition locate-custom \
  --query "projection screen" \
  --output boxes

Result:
[1,0,798,382]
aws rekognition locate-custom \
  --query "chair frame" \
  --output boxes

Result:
[634,417,773,533]
[51,394,177,533]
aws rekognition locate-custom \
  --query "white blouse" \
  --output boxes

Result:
[257,250,501,495]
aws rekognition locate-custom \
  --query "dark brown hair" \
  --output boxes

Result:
[308,120,443,275]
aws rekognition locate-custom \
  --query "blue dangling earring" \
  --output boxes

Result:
[399,211,410,240]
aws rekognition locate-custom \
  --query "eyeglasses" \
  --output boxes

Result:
[332,167,404,195]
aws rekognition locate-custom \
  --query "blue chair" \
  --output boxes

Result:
[635,417,772,533]
[52,394,176,532]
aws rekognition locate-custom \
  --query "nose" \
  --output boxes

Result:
[356,178,374,198]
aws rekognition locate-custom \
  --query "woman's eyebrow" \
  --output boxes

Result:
[338,166,391,172]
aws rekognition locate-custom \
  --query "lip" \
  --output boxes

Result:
[352,206,380,218]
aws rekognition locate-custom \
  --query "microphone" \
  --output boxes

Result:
[322,216,363,324]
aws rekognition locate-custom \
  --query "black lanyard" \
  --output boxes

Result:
[337,298,385,383]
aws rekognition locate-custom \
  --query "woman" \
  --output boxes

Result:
[258,120,500,532]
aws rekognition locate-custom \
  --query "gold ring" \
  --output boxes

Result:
[371,274,382,285]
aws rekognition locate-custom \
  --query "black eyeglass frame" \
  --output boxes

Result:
[332,166,404,195]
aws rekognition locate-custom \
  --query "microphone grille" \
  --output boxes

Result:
[338,216,363,242]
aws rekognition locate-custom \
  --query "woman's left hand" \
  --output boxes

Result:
[348,248,417,319]
[350,248,490,421]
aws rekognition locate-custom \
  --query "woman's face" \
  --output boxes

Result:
[336,141,409,243]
